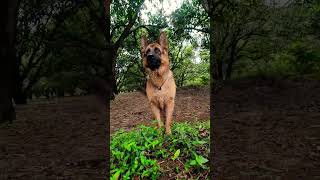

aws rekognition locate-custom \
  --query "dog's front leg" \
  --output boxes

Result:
[150,103,162,128]
[165,99,174,134]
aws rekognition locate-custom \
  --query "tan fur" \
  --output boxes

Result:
[141,32,176,134]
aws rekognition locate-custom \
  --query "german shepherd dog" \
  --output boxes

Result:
[140,32,176,134]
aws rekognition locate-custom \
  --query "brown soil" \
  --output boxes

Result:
[0,86,209,179]
[213,79,320,179]
[110,86,210,133]
[0,96,108,179]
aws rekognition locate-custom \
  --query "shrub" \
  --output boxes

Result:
[110,121,210,180]
[288,41,320,75]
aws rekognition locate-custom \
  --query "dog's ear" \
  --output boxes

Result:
[141,35,148,50]
[158,31,168,50]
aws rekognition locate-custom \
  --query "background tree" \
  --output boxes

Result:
[3,0,319,110]
[0,0,20,123]
[113,0,210,92]
[14,0,85,104]
[230,0,320,79]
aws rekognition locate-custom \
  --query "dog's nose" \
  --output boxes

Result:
[147,54,155,61]
[146,54,161,70]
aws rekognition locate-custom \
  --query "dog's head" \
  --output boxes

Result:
[141,32,169,71]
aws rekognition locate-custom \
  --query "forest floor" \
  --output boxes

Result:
[212,78,320,179]
[110,86,210,133]
[0,79,319,179]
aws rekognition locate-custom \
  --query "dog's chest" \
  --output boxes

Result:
[147,72,165,88]
[146,81,172,110]
[149,90,169,110]
[146,70,175,110]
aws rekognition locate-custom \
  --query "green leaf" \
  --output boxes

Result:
[140,155,147,165]
[124,142,135,151]
[151,140,160,148]
[123,170,131,180]
[111,170,121,180]
[111,121,209,179]
[189,160,197,166]
[195,155,209,165]
[172,149,181,160]
[192,140,207,145]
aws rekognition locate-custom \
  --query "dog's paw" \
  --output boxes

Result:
[157,121,164,128]
[165,128,172,135]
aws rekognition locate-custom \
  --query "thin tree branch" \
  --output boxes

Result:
[113,0,145,51]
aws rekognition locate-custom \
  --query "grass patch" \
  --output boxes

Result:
[110,121,210,180]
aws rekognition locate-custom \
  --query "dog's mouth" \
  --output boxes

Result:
[147,55,161,70]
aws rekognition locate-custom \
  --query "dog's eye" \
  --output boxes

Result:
[143,49,150,57]
[154,47,161,55]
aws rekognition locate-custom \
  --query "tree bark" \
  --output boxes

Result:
[0,0,20,123]
[209,14,220,81]
[13,67,27,104]
[225,43,237,79]
[13,88,27,104]
[101,0,114,100]
[111,51,118,96]
[180,75,185,87]
[102,0,144,97]
[57,89,64,97]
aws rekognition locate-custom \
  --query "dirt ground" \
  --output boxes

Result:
[110,86,210,133]
[0,96,108,179]
[213,79,320,179]
[0,79,319,179]
[0,86,209,179]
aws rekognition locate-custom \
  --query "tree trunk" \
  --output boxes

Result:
[14,89,27,104]
[226,60,234,79]
[101,48,116,100]
[209,15,218,81]
[28,93,32,100]
[13,70,27,104]
[0,0,19,123]
[111,52,119,96]
[57,88,65,97]
[180,76,184,87]
[103,0,143,98]
[209,14,224,81]
[103,0,114,101]
[226,43,237,79]
[45,90,50,99]
[217,59,223,80]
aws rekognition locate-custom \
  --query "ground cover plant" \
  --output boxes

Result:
[110,121,210,180]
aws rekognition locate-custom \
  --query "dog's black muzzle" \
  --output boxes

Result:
[147,54,161,70]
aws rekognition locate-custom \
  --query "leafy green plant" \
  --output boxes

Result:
[110,121,210,179]
[288,41,320,75]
